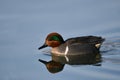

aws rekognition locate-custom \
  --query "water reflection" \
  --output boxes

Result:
[39,53,101,74]
[39,59,65,74]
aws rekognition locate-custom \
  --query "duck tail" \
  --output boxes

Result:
[95,37,105,49]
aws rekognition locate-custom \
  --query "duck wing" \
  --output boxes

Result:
[65,36,105,49]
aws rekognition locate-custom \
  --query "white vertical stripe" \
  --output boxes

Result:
[65,46,69,55]
[65,56,69,62]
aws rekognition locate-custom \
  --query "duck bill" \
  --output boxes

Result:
[38,59,48,65]
[38,43,48,50]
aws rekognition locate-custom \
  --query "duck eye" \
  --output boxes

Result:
[49,36,60,41]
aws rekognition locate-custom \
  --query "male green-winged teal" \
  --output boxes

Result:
[38,32,105,55]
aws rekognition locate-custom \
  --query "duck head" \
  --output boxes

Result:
[38,32,64,50]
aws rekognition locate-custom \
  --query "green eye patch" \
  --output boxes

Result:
[49,36,61,41]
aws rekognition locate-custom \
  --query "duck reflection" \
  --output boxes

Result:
[39,53,101,74]
[39,59,65,74]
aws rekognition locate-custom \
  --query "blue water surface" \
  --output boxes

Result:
[0,0,120,80]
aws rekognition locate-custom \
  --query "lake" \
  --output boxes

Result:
[0,0,120,80]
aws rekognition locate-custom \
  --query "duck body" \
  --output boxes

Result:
[38,32,105,56]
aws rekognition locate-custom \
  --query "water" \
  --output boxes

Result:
[0,0,120,80]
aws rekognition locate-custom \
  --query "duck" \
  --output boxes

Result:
[38,32,105,56]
